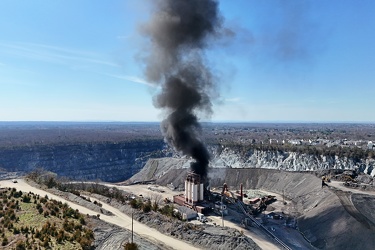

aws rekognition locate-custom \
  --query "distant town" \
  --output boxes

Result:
[1,122,374,151]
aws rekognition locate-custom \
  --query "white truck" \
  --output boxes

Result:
[197,213,208,223]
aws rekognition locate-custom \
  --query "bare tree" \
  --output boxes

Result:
[150,193,163,212]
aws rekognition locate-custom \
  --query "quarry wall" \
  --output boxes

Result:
[0,140,167,182]
[212,147,375,176]
[1,142,374,182]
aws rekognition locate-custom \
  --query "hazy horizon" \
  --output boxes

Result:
[1,120,374,125]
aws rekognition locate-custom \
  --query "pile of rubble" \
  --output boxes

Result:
[318,170,374,191]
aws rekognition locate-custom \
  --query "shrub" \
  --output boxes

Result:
[73,230,81,241]
[56,230,65,244]
[2,236,8,246]
[124,242,139,250]
[38,207,43,214]
[46,177,57,188]
[79,237,92,250]
[63,219,74,232]
[129,199,138,209]
[159,205,174,217]
[142,200,151,213]
[15,240,26,250]
[13,227,20,234]
[42,237,49,247]
[79,216,86,225]
[22,195,31,203]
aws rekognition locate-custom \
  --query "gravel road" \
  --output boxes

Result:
[0,179,199,250]
[329,181,375,196]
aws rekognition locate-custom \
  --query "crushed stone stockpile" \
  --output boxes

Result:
[90,218,165,250]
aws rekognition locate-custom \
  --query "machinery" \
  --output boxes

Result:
[321,175,331,188]
[221,183,243,201]
[197,213,208,223]
[322,175,331,183]
[221,183,231,197]
[342,175,355,182]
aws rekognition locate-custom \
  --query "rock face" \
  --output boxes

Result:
[130,146,375,185]
[0,140,167,182]
[212,147,375,176]
[1,141,374,182]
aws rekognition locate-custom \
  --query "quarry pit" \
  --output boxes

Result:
[125,160,375,250]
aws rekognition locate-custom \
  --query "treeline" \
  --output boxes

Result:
[219,142,375,162]
[0,138,164,151]
[27,169,130,204]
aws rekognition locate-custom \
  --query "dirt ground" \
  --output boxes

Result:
[112,183,279,249]
[112,183,316,249]
[113,183,313,249]
[111,183,182,200]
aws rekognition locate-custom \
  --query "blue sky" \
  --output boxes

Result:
[0,0,374,122]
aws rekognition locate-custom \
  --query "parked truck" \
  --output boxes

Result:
[197,213,208,223]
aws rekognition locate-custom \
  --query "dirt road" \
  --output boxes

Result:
[207,215,280,250]
[329,181,375,196]
[0,179,199,250]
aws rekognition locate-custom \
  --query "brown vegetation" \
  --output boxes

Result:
[0,187,94,249]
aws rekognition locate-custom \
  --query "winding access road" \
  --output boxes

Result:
[0,179,198,250]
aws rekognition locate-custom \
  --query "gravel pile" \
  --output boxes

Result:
[90,217,166,250]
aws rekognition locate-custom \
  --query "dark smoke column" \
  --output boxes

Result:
[141,0,223,180]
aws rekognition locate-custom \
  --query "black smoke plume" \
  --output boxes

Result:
[141,0,223,179]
